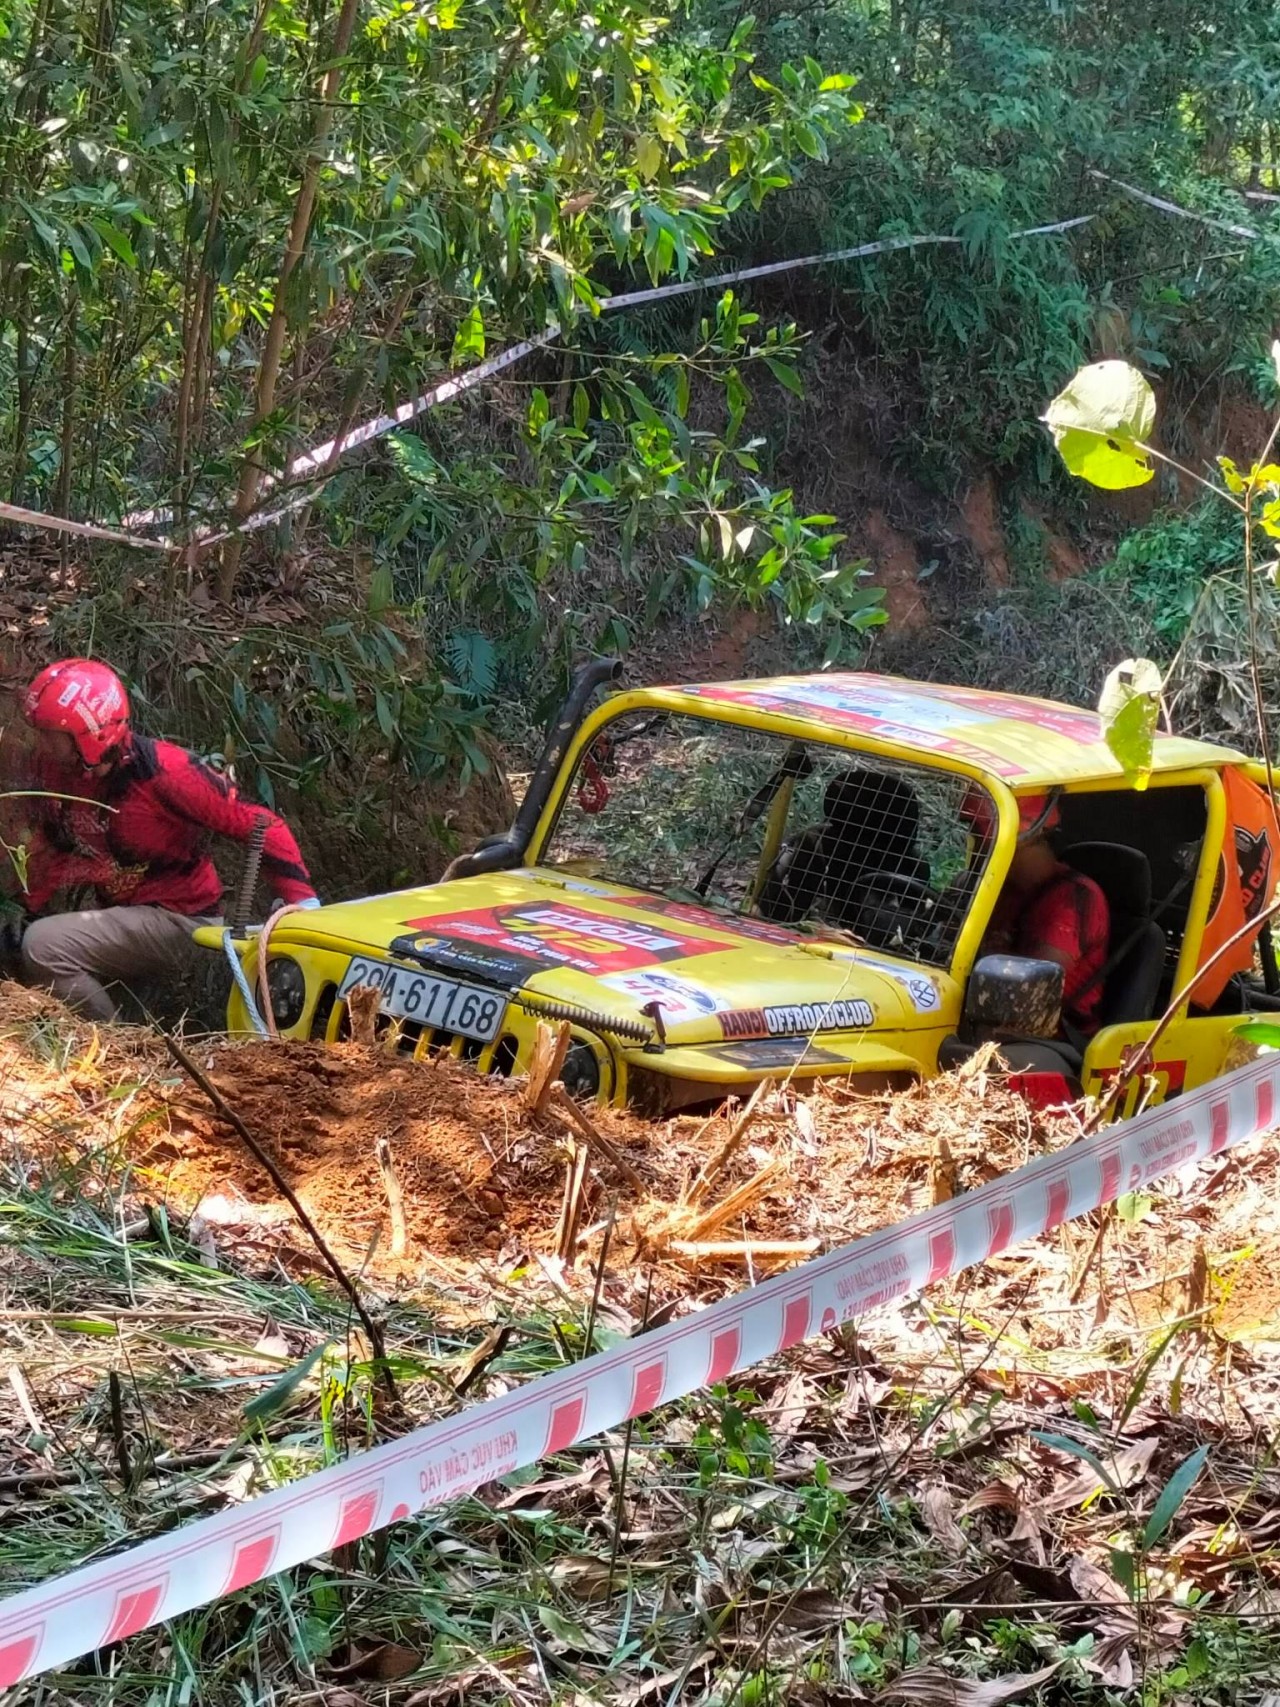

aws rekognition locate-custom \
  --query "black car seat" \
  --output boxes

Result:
[1062,841,1165,1026]
[758,768,929,928]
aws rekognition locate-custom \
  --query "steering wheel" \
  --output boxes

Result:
[851,871,937,952]
[857,871,935,910]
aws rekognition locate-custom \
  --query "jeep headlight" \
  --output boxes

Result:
[265,955,307,1031]
[561,1040,602,1100]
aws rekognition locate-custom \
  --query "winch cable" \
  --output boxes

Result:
[256,902,306,1039]
[222,930,270,1038]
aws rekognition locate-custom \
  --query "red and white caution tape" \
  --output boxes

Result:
[2,1051,1276,1688]
[112,216,1094,545]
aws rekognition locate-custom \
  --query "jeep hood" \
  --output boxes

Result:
[286,866,953,1044]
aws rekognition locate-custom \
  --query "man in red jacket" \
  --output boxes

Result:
[8,658,318,1020]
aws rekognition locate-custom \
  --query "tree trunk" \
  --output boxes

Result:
[54,290,79,519]
[174,0,270,529]
[217,0,363,601]
[11,279,32,504]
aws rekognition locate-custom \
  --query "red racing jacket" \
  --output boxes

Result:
[20,735,316,918]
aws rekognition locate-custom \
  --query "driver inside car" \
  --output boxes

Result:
[757,767,930,933]
[966,789,1110,1037]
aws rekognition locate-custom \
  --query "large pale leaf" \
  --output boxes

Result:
[882,1662,1060,1704]
[1098,658,1164,790]
[1043,361,1156,490]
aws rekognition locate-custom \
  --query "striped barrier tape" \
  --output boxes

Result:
[2,1049,1276,1688]
[78,218,1101,550]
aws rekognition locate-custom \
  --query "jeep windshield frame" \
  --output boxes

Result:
[530,695,1002,975]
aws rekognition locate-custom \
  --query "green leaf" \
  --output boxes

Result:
[451,302,485,366]
[1109,1548,1137,1599]
[635,134,662,181]
[1234,1018,1280,1048]
[244,1341,330,1424]
[91,220,137,268]
[374,688,396,741]
[1218,455,1246,495]
[763,355,805,397]
[1142,1445,1210,1550]
[367,562,394,616]
[386,431,439,485]
[1043,361,1156,490]
[674,365,690,419]
[819,72,858,90]
[444,629,497,700]
[1031,1431,1119,1492]
[64,224,95,271]
[1098,657,1163,789]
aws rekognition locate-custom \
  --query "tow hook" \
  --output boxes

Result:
[640,1000,667,1051]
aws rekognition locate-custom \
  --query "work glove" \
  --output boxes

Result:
[267,895,322,917]
[0,913,27,968]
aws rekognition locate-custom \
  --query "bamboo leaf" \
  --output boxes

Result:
[1142,1445,1210,1549]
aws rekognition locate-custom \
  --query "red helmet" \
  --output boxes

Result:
[23,659,132,767]
[961,785,1062,844]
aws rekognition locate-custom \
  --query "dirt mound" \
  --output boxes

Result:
[0,985,1078,1290]
[147,1040,671,1271]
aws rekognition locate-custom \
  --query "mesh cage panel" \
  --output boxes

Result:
[545,710,995,968]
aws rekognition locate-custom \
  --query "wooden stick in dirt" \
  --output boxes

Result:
[670,1238,819,1260]
[680,1157,787,1243]
[375,1136,408,1258]
[526,1019,573,1115]
[163,1033,397,1401]
[548,1086,646,1192]
[685,1080,768,1208]
[555,1140,590,1263]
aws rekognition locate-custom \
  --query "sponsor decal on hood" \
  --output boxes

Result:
[719,999,875,1040]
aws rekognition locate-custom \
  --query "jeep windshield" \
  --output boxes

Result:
[541,709,996,968]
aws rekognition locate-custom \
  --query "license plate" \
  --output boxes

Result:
[339,957,507,1042]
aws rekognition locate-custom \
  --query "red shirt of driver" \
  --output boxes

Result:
[986,863,1110,1033]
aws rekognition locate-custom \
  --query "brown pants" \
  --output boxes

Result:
[21,906,218,1022]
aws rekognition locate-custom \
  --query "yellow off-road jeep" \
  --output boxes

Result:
[205,661,1280,1118]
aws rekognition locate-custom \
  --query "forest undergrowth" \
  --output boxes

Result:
[5,993,1280,1706]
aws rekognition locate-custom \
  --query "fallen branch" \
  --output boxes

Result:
[685,1080,768,1208]
[548,1086,647,1193]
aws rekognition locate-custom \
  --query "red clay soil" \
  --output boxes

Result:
[131,1039,1076,1284]
[0,982,1079,1289]
[139,1042,671,1272]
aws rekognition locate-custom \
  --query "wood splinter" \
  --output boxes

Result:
[670,1238,820,1262]
[375,1135,408,1258]
[525,1019,573,1115]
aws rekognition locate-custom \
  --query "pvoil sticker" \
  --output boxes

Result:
[600,970,723,1023]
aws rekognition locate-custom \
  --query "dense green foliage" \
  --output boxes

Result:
[739,0,1280,480]
[5,0,1280,864]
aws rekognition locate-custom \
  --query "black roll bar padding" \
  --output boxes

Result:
[439,655,623,883]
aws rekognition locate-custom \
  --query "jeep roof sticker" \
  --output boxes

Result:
[672,674,1247,786]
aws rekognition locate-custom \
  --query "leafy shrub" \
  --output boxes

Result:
[1103,504,1244,643]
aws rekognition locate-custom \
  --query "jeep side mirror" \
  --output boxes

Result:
[964,954,1064,1041]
